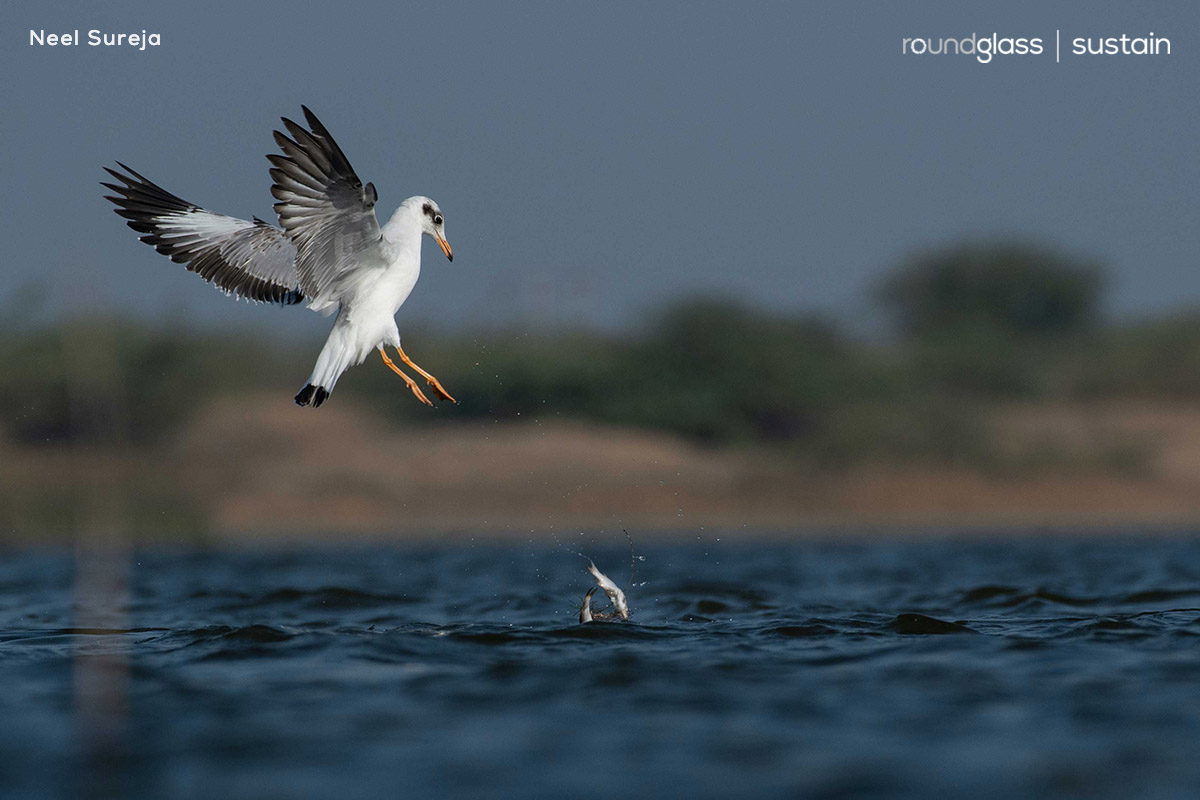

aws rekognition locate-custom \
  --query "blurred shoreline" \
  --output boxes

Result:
[10,244,1200,544]
[9,393,1200,544]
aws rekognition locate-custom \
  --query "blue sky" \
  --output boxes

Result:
[2,1,1197,338]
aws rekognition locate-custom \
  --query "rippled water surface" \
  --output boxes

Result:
[5,536,1200,799]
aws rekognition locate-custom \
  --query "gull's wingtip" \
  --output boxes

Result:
[103,164,131,185]
[295,384,330,408]
[113,160,145,180]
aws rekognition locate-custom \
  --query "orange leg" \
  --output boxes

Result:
[396,343,456,403]
[379,348,432,406]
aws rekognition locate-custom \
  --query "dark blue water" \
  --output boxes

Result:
[4,536,1200,799]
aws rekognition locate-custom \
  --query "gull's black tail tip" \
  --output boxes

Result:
[294,384,330,408]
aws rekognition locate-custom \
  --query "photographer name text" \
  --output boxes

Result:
[30,29,160,51]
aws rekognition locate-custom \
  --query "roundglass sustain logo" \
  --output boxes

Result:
[902,32,1170,64]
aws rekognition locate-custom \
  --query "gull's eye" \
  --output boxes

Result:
[433,214,443,226]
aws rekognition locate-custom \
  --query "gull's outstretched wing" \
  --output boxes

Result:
[580,587,597,624]
[588,561,630,620]
[103,164,304,305]
[268,106,383,305]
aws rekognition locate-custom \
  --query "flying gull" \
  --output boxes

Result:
[102,105,456,408]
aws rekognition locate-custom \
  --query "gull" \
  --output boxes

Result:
[579,587,597,624]
[102,105,456,409]
[586,560,630,621]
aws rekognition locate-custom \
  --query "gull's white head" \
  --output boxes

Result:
[409,195,452,262]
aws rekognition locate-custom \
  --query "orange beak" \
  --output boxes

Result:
[435,232,453,262]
